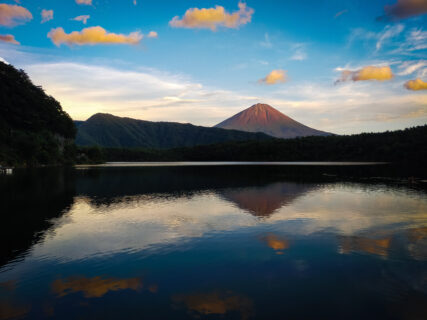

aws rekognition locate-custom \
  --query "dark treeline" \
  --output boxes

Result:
[101,125,427,164]
[0,61,76,166]
[0,62,101,166]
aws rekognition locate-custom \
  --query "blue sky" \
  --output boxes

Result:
[0,0,426,134]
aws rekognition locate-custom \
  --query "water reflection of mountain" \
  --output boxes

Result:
[75,166,313,206]
[219,182,316,217]
[0,168,75,267]
[74,166,326,212]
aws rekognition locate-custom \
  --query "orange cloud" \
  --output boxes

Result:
[383,0,427,19]
[51,276,142,298]
[339,236,391,257]
[258,69,287,85]
[72,15,90,24]
[173,291,252,318]
[0,4,32,27]
[336,66,394,83]
[0,34,19,45]
[48,26,143,46]
[147,31,158,38]
[169,2,254,31]
[41,9,53,23]
[404,78,427,90]
[261,234,290,254]
[76,0,92,5]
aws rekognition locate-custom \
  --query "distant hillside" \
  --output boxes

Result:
[215,103,332,138]
[0,62,76,166]
[101,125,427,165]
[76,113,272,148]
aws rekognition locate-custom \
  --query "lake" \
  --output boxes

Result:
[1,163,426,319]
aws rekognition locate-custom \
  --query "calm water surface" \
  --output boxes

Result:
[0,164,426,319]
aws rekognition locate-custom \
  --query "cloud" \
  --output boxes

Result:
[47,26,143,46]
[334,9,348,18]
[404,28,427,50]
[258,70,287,85]
[0,34,19,45]
[382,0,427,20]
[133,0,137,5]
[290,44,307,61]
[17,61,260,125]
[76,0,92,5]
[397,60,427,76]
[71,15,90,24]
[173,291,252,318]
[52,276,141,298]
[0,4,32,27]
[147,31,158,38]
[336,66,394,83]
[260,33,272,48]
[41,9,53,24]
[404,78,427,90]
[375,24,404,52]
[169,2,254,31]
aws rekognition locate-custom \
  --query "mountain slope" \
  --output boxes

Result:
[76,113,272,148]
[215,103,332,139]
[0,61,76,166]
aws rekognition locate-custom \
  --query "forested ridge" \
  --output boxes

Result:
[75,112,272,149]
[0,62,86,166]
[101,125,427,163]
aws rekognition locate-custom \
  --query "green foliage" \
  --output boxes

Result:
[76,146,105,164]
[76,113,272,149]
[100,125,427,164]
[0,62,76,166]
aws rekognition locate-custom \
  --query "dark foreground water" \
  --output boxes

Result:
[0,164,426,320]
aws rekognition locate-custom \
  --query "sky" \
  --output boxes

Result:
[0,0,426,134]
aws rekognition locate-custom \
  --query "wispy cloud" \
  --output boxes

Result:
[375,24,404,52]
[260,33,272,48]
[258,70,287,85]
[397,60,427,76]
[76,0,92,6]
[169,2,254,31]
[41,9,53,24]
[20,61,259,125]
[290,44,307,61]
[71,15,90,24]
[0,34,19,45]
[0,3,32,27]
[334,9,348,19]
[48,26,143,46]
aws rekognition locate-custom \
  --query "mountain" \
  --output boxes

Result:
[0,61,76,166]
[215,103,332,139]
[76,113,272,148]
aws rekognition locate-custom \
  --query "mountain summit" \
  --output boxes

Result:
[215,103,332,139]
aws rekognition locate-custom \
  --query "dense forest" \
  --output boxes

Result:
[0,62,100,166]
[100,125,427,164]
[76,112,271,148]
